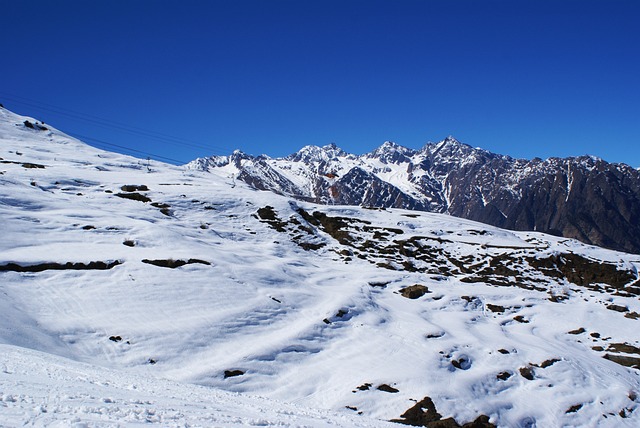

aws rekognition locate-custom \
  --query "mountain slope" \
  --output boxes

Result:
[2,106,640,427]
[188,138,640,254]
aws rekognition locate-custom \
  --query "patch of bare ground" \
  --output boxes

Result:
[391,396,495,427]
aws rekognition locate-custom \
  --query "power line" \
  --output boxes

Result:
[0,91,229,156]
[69,132,188,165]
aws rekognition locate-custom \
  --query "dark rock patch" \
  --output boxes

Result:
[568,327,586,335]
[0,158,49,169]
[426,332,445,339]
[109,335,122,342]
[607,304,629,313]
[486,304,506,313]
[399,284,430,299]
[497,349,510,354]
[519,366,535,380]
[451,355,471,370]
[566,404,583,414]
[121,184,149,192]
[377,384,399,393]
[527,253,636,289]
[496,371,512,381]
[607,343,640,355]
[123,240,136,247]
[22,162,46,169]
[369,281,390,288]
[391,396,495,427]
[356,383,372,391]
[115,192,152,203]
[537,358,560,368]
[141,258,211,269]
[0,260,122,272]
[224,369,245,378]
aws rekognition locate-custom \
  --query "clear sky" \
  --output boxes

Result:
[2,0,639,166]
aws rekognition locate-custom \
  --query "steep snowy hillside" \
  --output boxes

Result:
[188,138,640,255]
[2,106,640,427]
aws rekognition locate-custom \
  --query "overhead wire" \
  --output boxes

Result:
[0,91,230,160]
[69,132,187,165]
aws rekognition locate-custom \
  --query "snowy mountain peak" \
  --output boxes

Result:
[365,141,417,165]
[286,143,349,163]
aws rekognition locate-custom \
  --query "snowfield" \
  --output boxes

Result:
[1,106,640,427]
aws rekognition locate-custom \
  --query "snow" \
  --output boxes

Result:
[2,106,640,427]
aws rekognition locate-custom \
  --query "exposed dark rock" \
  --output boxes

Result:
[391,396,495,427]
[224,369,245,378]
[399,284,431,299]
[519,366,535,380]
[123,240,136,247]
[369,281,390,288]
[496,371,512,381]
[115,192,152,203]
[537,358,560,368]
[109,335,122,342]
[377,384,399,393]
[606,343,640,355]
[566,404,583,413]
[607,304,629,313]
[426,332,445,339]
[0,260,122,272]
[22,162,46,169]
[451,355,471,370]
[527,253,636,289]
[486,304,506,313]
[356,383,372,391]
[120,184,149,192]
[141,258,210,268]
[568,327,586,335]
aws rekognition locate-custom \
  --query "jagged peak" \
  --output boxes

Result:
[365,141,415,164]
[286,143,348,163]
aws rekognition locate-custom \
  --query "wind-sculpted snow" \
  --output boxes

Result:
[2,106,640,426]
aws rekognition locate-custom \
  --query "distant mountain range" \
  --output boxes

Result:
[188,138,640,254]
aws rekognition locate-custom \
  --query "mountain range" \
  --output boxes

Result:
[1,105,640,427]
[188,139,640,255]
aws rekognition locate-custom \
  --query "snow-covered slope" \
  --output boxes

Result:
[2,106,640,427]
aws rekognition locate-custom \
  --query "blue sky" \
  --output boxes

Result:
[2,0,639,166]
